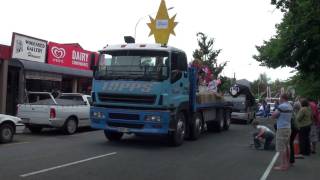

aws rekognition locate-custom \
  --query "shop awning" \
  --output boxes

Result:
[9,59,93,78]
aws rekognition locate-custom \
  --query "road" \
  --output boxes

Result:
[0,123,319,180]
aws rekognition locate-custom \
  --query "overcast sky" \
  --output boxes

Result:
[0,0,294,81]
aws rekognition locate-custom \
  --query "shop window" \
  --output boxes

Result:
[26,79,61,93]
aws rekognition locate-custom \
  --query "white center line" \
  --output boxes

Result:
[20,152,117,178]
[260,152,279,180]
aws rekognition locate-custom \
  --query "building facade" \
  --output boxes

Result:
[0,44,11,114]
[3,33,97,115]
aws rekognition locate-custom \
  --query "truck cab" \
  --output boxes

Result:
[90,43,232,146]
[90,44,190,144]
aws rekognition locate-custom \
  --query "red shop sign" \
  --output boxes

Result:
[47,42,96,70]
[0,44,11,60]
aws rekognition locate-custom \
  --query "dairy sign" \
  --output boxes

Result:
[47,42,95,70]
[11,33,47,62]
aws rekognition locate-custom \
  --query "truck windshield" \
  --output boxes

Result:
[95,50,169,81]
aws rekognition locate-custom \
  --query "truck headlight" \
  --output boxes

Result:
[145,115,161,122]
[92,112,105,119]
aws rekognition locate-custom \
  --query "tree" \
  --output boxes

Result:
[287,73,320,100]
[254,0,320,73]
[193,32,227,77]
[250,73,270,98]
[253,0,320,99]
[219,76,233,94]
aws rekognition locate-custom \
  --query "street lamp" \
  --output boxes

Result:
[134,6,174,41]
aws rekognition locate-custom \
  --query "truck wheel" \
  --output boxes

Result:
[190,113,203,140]
[169,112,186,146]
[223,110,231,131]
[213,110,224,132]
[216,116,224,132]
[0,123,14,143]
[28,126,42,133]
[63,117,78,135]
[104,130,123,141]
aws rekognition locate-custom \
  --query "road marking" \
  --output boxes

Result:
[20,152,117,178]
[260,152,279,180]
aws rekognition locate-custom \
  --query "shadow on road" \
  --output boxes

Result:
[20,127,98,137]
[95,128,230,151]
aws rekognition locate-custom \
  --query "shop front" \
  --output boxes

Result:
[5,33,96,115]
[6,59,93,115]
[47,42,97,94]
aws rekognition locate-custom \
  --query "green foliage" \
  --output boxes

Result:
[254,0,320,73]
[193,32,227,77]
[250,73,271,98]
[219,76,233,94]
[254,0,320,99]
[250,73,287,99]
[287,73,320,100]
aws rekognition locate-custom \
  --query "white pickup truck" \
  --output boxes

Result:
[0,114,23,143]
[17,92,92,135]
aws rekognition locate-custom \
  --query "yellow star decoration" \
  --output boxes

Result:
[147,0,178,45]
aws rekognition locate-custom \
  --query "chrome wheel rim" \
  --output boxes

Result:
[2,127,12,140]
[226,118,231,126]
[67,120,77,134]
[195,117,202,132]
[177,118,185,138]
[220,119,224,128]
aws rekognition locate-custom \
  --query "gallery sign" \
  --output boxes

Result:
[47,42,96,70]
[11,33,47,63]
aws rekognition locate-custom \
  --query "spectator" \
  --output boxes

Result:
[252,120,275,150]
[289,102,300,164]
[262,101,267,117]
[266,104,271,118]
[296,98,312,156]
[272,93,293,171]
[309,99,319,154]
[275,100,280,110]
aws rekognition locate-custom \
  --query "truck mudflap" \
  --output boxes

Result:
[90,107,171,135]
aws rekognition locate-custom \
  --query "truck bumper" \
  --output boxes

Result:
[90,107,171,135]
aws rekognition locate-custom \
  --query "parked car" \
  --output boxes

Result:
[17,92,91,135]
[0,114,23,143]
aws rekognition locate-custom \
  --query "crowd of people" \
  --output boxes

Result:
[252,94,320,171]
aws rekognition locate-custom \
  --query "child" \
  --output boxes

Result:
[252,120,275,150]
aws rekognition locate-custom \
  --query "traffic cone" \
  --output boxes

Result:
[294,135,300,155]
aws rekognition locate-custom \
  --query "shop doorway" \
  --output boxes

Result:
[6,67,20,115]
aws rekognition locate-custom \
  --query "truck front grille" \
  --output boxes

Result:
[109,113,139,120]
[98,93,156,105]
[107,122,144,129]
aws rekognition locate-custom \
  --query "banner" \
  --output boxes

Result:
[47,42,96,70]
[0,44,11,60]
[11,33,47,62]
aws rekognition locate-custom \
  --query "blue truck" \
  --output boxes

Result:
[90,43,232,146]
